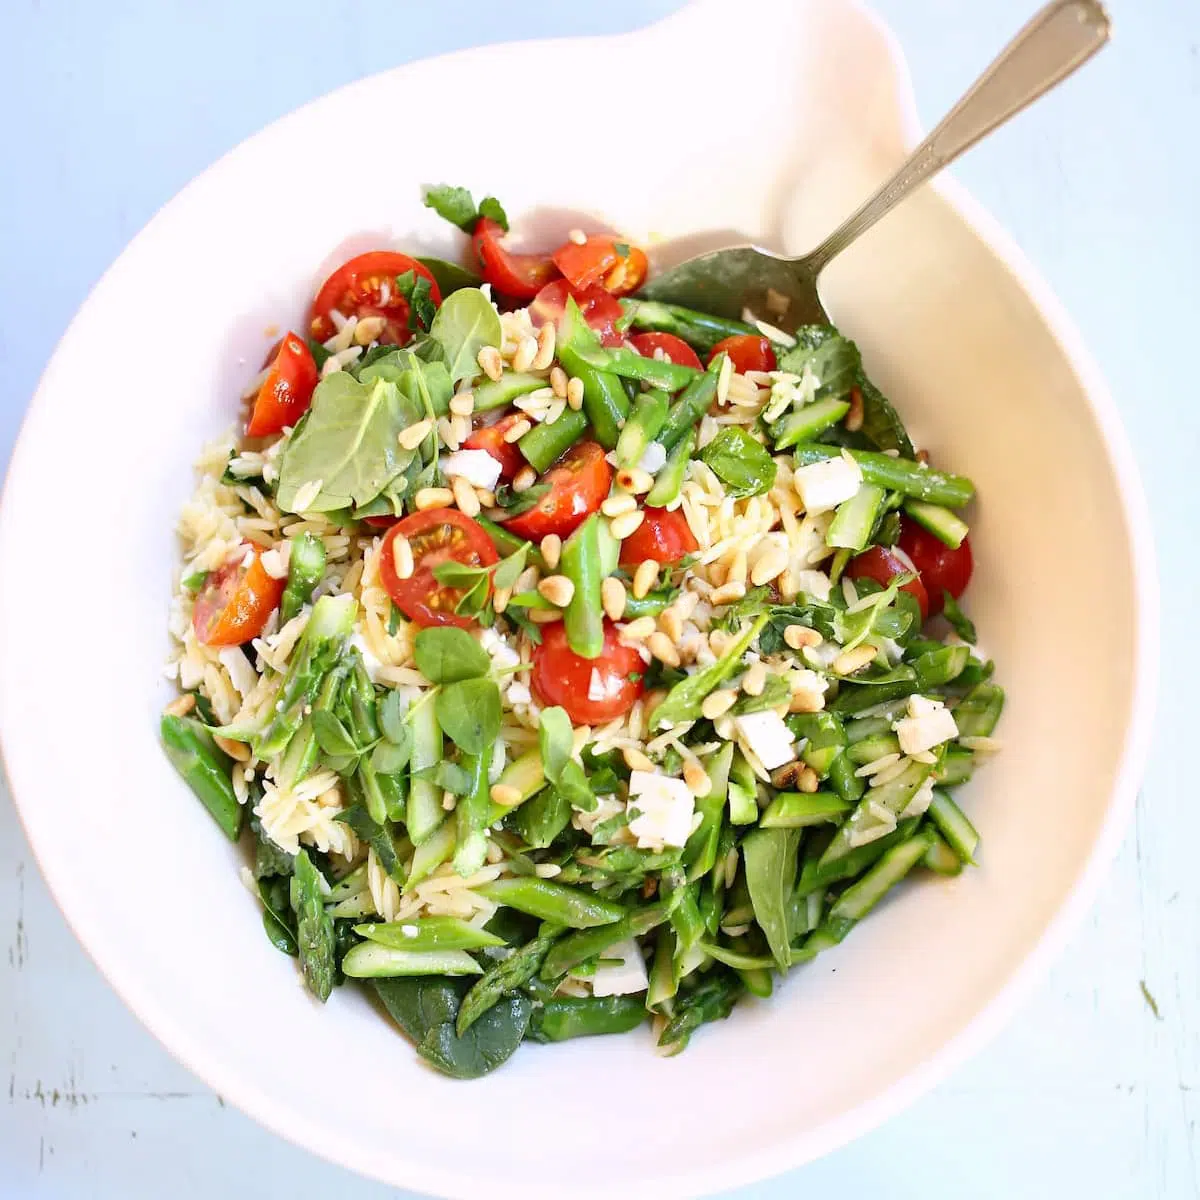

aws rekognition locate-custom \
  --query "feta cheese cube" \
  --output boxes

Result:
[441,448,502,491]
[637,441,668,475]
[627,770,696,850]
[348,632,387,684]
[794,455,863,514]
[733,710,796,770]
[894,695,959,755]
[590,937,649,997]
[794,569,832,602]
[479,626,521,671]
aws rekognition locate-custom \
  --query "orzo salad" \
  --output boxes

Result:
[162,185,1003,1078]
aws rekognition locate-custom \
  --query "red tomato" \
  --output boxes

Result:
[529,279,624,346]
[846,546,930,620]
[379,509,498,628]
[897,518,974,616]
[463,413,527,481]
[192,549,286,646]
[629,332,702,370]
[531,621,645,723]
[551,236,648,296]
[472,217,559,301]
[246,332,318,438]
[618,507,698,567]
[502,441,613,541]
[310,251,442,346]
[708,335,777,374]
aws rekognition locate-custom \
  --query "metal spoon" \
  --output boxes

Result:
[637,0,1110,326]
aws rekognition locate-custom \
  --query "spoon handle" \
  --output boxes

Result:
[804,0,1110,275]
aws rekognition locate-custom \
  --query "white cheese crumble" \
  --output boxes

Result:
[441,448,502,491]
[733,710,796,770]
[590,937,649,997]
[637,441,668,475]
[479,626,520,671]
[627,770,696,850]
[348,632,387,684]
[894,694,959,755]
[793,456,862,514]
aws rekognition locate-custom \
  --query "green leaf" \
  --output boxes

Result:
[423,184,480,232]
[477,196,508,230]
[942,591,977,644]
[379,689,407,744]
[492,543,529,592]
[538,706,574,783]
[776,327,861,402]
[413,627,490,684]
[742,827,802,971]
[395,269,437,334]
[730,673,791,715]
[555,758,597,813]
[493,481,550,517]
[454,574,491,617]
[336,805,406,884]
[433,561,488,589]
[371,735,411,775]
[613,241,631,257]
[854,374,914,458]
[311,710,359,759]
[258,876,298,956]
[290,851,336,1001]
[417,256,483,297]
[698,427,777,498]
[182,570,208,593]
[436,678,501,755]
[428,288,503,384]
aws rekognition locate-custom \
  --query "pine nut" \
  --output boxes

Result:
[789,687,825,714]
[647,632,681,667]
[632,558,658,599]
[715,352,733,405]
[537,575,575,608]
[490,783,522,807]
[833,644,877,675]
[538,533,562,570]
[449,392,475,417]
[566,376,585,411]
[710,581,746,605]
[784,624,822,650]
[798,766,820,793]
[543,400,566,426]
[658,606,683,644]
[477,345,503,381]
[532,323,556,370]
[742,661,767,696]
[616,467,654,495]
[415,487,454,511]
[708,629,730,656]
[452,475,481,517]
[214,734,250,762]
[493,586,511,614]
[621,616,657,640]
[353,315,387,344]
[683,760,711,796]
[513,466,537,492]
[600,577,627,620]
[475,487,496,508]
[164,694,196,718]
[609,509,645,540]
[601,493,637,518]
[502,418,532,444]
[437,417,461,451]
[512,335,538,373]
[398,419,433,450]
[701,688,737,720]
[550,366,568,398]
[623,747,656,772]
[391,533,414,579]
[726,549,748,586]
[529,606,562,624]
[751,546,789,586]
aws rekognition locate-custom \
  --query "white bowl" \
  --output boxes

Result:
[0,1,1157,1195]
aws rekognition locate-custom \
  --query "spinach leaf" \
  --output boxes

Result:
[290,850,336,1001]
[493,480,550,517]
[428,289,503,383]
[538,706,574,783]
[371,729,412,774]
[276,374,413,513]
[435,678,501,754]
[251,814,294,879]
[942,591,977,644]
[698,428,777,498]
[378,689,407,744]
[311,710,359,759]
[742,827,801,970]
[418,256,483,297]
[335,804,406,885]
[423,185,509,234]
[777,326,861,401]
[413,626,490,683]
[855,374,914,458]
[730,673,790,715]
[258,876,298,956]
[395,269,437,334]
[511,786,572,850]
[492,543,529,592]
[656,968,743,1055]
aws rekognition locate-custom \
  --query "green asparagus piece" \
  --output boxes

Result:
[342,943,483,978]
[477,877,625,928]
[685,743,733,879]
[643,427,695,507]
[457,923,564,1035]
[475,515,547,569]
[818,758,934,868]
[405,818,456,889]
[922,831,964,876]
[795,817,921,897]
[471,371,548,412]
[792,445,976,507]
[529,995,646,1041]
[760,791,852,828]
[279,531,326,623]
[953,682,1005,738]
[726,750,758,826]
[453,750,491,876]
[290,850,336,1001]
[772,397,851,449]
[657,969,743,1055]
[619,298,758,354]
[354,916,504,953]
[540,901,673,982]
[406,689,444,845]
[560,513,604,659]
[517,407,588,473]
[576,365,629,449]
[160,714,243,840]
[903,499,969,549]
[827,484,886,552]
[615,389,670,469]
[934,745,976,788]
[927,789,980,863]
[658,355,722,451]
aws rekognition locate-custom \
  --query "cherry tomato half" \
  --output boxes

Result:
[846,546,930,621]
[551,235,648,297]
[463,413,527,481]
[379,509,498,628]
[501,441,613,542]
[529,279,624,346]
[618,507,698,567]
[310,251,442,346]
[472,217,559,301]
[192,549,286,646]
[246,332,318,438]
[708,335,776,374]
[531,621,645,725]
[630,331,703,370]
[897,518,974,616]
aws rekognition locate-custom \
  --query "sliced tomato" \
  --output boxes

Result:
[379,509,498,629]
[463,413,527,481]
[708,335,777,374]
[246,332,318,438]
[529,279,624,346]
[192,549,285,646]
[602,246,648,297]
[472,217,559,301]
[846,546,930,621]
[551,236,648,296]
[310,251,442,346]
[618,507,698,567]
[897,518,973,616]
[502,441,613,541]
[630,332,702,370]
[531,621,645,723]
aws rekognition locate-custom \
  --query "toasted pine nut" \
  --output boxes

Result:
[658,606,683,643]
[708,629,730,656]
[214,734,250,762]
[452,475,481,517]
[742,661,767,696]
[609,509,645,540]
[477,345,503,381]
[490,783,522,807]
[437,418,460,451]
[475,487,496,508]
[493,586,511,614]
[513,466,537,492]
[601,577,627,620]
[529,606,562,624]
[398,419,433,450]
[701,688,737,720]
[623,747,656,773]
[784,624,822,650]
[532,323,556,370]
[502,418,532,443]
[353,315,387,345]
[566,376,585,410]
[537,575,576,607]
[632,558,658,599]
[512,335,538,373]
[414,487,454,511]
[646,632,681,667]
[601,493,637,518]
[726,549,748,586]
[845,387,864,432]
[683,759,711,796]
[540,534,562,570]
[789,688,825,714]
[617,467,654,495]
[620,616,657,640]
[550,365,568,398]
[833,644,877,675]
[750,546,789,586]
[798,766,820,793]
[391,533,414,579]
[449,392,475,417]
[164,694,196,718]
[710,581,747,605]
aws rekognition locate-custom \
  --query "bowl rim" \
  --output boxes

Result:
[0,2,1159,1196]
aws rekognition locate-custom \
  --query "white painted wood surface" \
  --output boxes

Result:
[1,1,1194,1196]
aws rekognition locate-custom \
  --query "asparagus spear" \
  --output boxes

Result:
[279,532,326,623]
[478,877,625,928]
[792,444,976,507]
[160,714,243,840]
[517,408,588,473]
[457,923,564,1035]
[560,513,604,659]
[529,995,646,1041]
